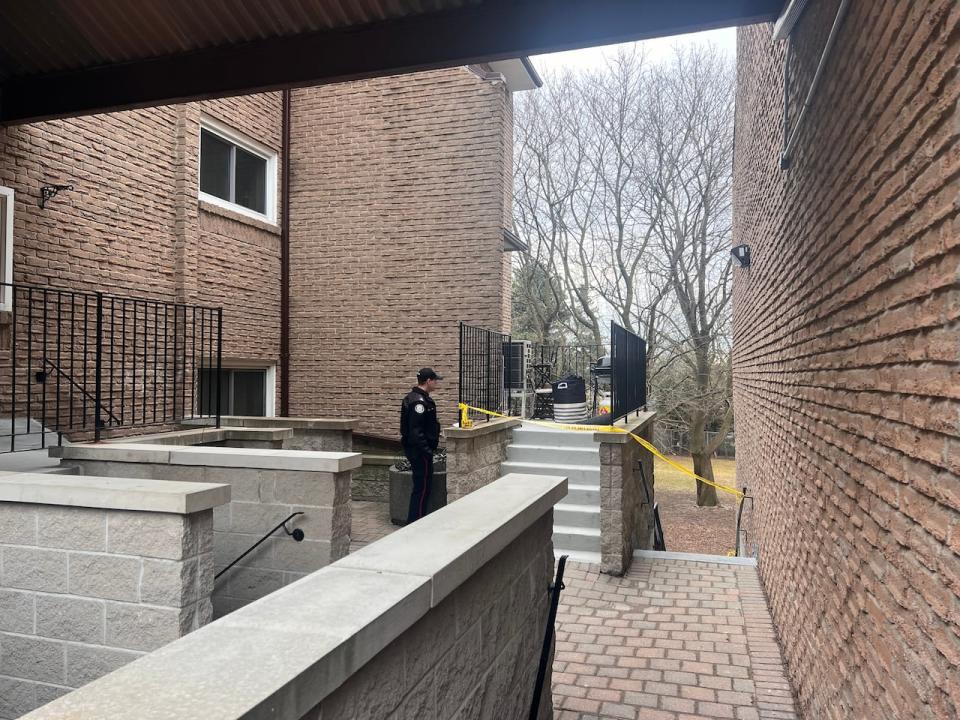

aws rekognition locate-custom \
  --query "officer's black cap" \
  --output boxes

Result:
[417,368,443,383]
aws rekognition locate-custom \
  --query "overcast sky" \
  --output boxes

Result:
[529,26,737,75]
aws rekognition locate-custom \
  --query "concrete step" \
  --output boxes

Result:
[555,548,602,564]
[564,483,600,505]
[553,525,602,553]
[506,444,599,466]
[555,503,601,530]
[512,423,597,449]
[500,460,600,486]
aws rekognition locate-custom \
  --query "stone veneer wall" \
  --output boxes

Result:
[597,413,656,576]
[734,4,958,717]
[0,476,224,719]
[303,510,555,719]
[445,419,518,502]
[19,473,565,720]
[56,445,358,617]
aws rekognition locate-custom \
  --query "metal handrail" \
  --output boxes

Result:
[42,359,121,426]
[214,512,305,581]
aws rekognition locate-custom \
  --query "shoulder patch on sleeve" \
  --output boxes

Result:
[414,403,425,414]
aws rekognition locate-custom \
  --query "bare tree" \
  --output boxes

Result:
[513,71,604,346]
[648,45,735,506]
[513,44,735,508]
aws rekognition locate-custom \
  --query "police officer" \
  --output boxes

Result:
[400,368,442,524]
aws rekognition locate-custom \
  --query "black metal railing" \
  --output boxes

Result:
[458,322,518,424]
[609,321,646,424]
[528,342,605,386]
[1,282,222,451]
[527,341,606,418]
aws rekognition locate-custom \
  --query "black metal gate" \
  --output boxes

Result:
[0,282,222,451]
[609,320,646,424]
[458,321,518,423]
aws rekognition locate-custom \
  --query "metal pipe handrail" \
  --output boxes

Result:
[42,359,121,426]
[214,512,305,581]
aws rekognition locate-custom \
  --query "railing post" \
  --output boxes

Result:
[216,308,223,429]
[485,330,491,422]
[94,292,103,441]
[458,322,463,417]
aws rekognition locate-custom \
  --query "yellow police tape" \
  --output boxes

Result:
[458,402,744,500]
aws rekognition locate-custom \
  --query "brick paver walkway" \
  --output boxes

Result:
[554,557,799,720]
[347,502,799,719]
[349,499,397,553]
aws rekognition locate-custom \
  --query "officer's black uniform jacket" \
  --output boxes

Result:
[400,387,440,456]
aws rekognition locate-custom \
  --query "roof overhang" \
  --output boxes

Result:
[488,58,543,92]
[503,228,530,252]
[0,0,785,126]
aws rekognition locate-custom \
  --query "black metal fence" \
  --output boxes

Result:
[609,321,646,424]
[458,322,518,424]
[1,282,222,451]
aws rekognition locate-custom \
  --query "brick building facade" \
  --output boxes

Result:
[0,63,534,439]
[733,2,958,718]
[288,68,520,434]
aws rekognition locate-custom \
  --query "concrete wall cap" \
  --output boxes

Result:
[104,427,294,446]
[444,417,520,439]
[183,416,360,431]
[19,473,564,720]
[0,473,230,514]
[54,443,362,472]
[339,472,566,604]
[593,412,657,444]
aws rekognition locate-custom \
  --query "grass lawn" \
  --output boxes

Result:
[654,455,737,494]
[653,455,739,554]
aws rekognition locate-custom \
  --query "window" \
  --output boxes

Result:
[0,187,12,310]
[199,366,276,417]
[198,119,276,222]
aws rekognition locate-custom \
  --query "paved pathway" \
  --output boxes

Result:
[554,557,799,720]
[348,501,799,719]
[350,499,397,553]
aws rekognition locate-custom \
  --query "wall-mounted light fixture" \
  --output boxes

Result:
[39,183,73,209]
[731,244,751,268]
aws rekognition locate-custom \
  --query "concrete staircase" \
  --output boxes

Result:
[501,423,602,563]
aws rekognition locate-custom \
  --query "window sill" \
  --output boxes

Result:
[199,199,281,236]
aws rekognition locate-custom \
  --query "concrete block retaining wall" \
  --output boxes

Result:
[445,418,519,502]
[182,416,357,453]
[0,473,227,719]
[21,473,566,720]
[52,444,361,618]
[596,413,656,575]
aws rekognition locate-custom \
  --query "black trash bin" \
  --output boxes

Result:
[552,375,588,422]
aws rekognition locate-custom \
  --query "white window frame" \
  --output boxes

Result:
[198,116,278,224]
[210,361,276,417]
[0,186,13,311]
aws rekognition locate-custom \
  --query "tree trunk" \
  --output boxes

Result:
[692,452,719,507]
[689,410,719,507]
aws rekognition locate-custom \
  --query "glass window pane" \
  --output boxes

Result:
[198,368,230,415]
[232,370,266,416]
[200,131,232,201]
[234,148,267,214]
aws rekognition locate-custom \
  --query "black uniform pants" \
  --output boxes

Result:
[405,449,434,524]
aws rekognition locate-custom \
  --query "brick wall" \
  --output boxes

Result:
[0,96,282,361]
[733,3,959,719]
[0,95,284,426]
[287,67,515,436]
[0,67,516,438]
[0,502,213,719]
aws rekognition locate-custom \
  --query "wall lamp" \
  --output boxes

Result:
[731,244,752,268]
[39,183,73,209]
